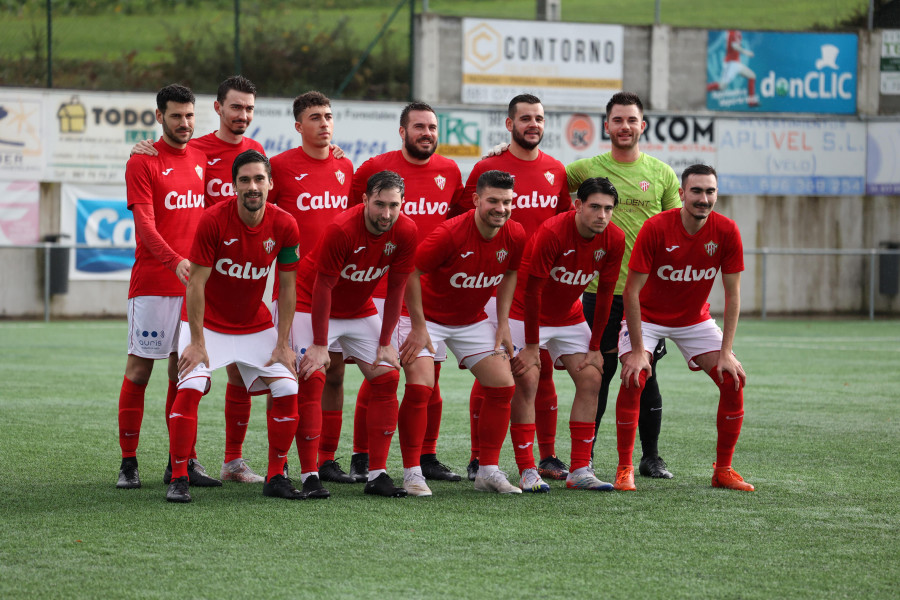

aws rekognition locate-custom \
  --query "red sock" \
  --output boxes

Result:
[569,421,595,472]
[469,379,485,461]
[421,363,442,456]
[478,385,515,466]
[365,371,400,471]
[398,383,433,468]
[710,367,744,468]
[118,376,146,458]
[353,378,370,454]
[169,388,202,479]
[535,350,558,459]
[224,382,251,463]
[748,78,756,97]
[268,394,299,480]
[164,380,176,434]
[295,372,325,473]
[615,371,645,467]
[509,422,537,473]
[318,410,343,465]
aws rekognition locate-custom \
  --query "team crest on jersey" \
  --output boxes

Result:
[195,165,204,180]
[639,180,650,192]
[594,248,606,261]
[496,248,508,263]
[704,241,719,256]
[434,175,446,190]
[544,171,555,185]
[263,237,276,254]
[334,170,346,185]
[383,242,397,256]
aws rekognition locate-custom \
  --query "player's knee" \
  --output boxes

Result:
[370,369,400,387]
[268,377,299,398]
[513,367,539,397]
[325,359,345,386]
[713,369,744,392]
[178,376,208,393]
[225,363,243,385]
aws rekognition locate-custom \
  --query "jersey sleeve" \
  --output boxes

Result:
[529,227,560,279]
[507,222,528,270]
[392,220,419,274]
[627,220,657,274]
[125,157,154,209]
[316,225,352,277]
[349,158,375,206]
[460,162,485,212]
[189,212,219,268]
[276,213,301,271]
[721,221,745,274]
[660,164,681,211]
[553,162,573,213]
[565,158,591,194]
[599,227,626,283]
[415,224,456,273]
[449,167,465,208]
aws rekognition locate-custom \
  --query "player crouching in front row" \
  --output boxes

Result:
[167,149,305,503]
[612,164,753,492]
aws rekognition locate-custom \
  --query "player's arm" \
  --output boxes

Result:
[399,269,435,366]
[376,268,408,369]
[511,273,544,377]
[131,200,189,284]
[268,267,298,379]
[620,269,651,388]
[716,271,746,391]
[299,271,337,380]
[177,263,211,378]
[660,165,682,211]
[494,269,517,358]
[129,139,158,156]
[575,277,617,375]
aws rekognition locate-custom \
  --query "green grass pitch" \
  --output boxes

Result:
[0,318,897,599]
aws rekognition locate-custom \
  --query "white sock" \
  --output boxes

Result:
[300,471,317,483]
[368,468,386,482]
[404,466,423,480]
[477,464,499,478]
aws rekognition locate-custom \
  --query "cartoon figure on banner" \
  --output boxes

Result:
[707,30,758,108]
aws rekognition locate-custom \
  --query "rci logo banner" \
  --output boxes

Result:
[706,30,858,114]
[61,184,135,281]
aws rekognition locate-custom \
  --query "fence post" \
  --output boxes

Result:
[46,0,52,87]
[43,242,51,322]
[760,249,768,320]
[869,250,876,320]
[234,0,241,75]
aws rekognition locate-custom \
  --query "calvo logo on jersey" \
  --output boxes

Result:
[383,242,397,256]
[334,170,346,185]
[705,241,719,256]
[496,248,508,263]
[594,248,606,261]
[434,175,446,190]
[640,180,650,192]
[263,237,275,254]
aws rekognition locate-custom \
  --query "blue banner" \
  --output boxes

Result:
[706,31,857,114]
[74,196,135,274]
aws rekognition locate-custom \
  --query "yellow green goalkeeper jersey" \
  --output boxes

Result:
[566,152,681,295]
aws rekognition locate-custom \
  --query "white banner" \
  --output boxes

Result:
[60,183,133,281]
[0,91,46,180]
[716,119,866,195]
[867,122,900,195]
[461,18,623,108]
[881,30,900,95]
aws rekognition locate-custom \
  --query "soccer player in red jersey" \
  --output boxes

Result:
[166,150,302,503]
[453,94,572,482]
[508,177,624,492]
[116,84,218,490]
[612,164,753,492]
[288,170,417,498]
[269,91,356,485]
[349,102,464,483]
[399,170,527,495]
[132,76,268,484]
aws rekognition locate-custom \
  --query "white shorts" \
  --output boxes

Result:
[415,318,500,370]
[287,311,394,368]
[127,296,182,359]
[509,318,591,369]
[271,301,343,354]
[484,295,498,327]
[396,316,449,363]
[177,325,295,394]
[618,318,728,371]
[719,60,754,85]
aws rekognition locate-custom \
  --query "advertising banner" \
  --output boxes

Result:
[461,18,623,108]
[866,122,900,195]
[60,183,134,280]
[0,181,40,245]
[706,30,858,114]
[0,91,46,180]
[881,30,900,95]
[716,119,866,195]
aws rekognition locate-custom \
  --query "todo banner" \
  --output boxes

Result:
[60,183,134,280]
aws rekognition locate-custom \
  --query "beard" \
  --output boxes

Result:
[404,133,437,160]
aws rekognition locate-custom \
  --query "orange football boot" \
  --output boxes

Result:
[614,465,636,491]
[711,462,755,492]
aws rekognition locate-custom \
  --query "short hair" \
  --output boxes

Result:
[476,170,515,195]
[366,170,405,198]
[156,84,194,113]
[292,90,331,121]
[681,164,718,186]
[508,94,542,119]
[576,177,619,207]
[232,149,271,181]
[217,75,257,103]
[400,101,435,129]
[606,91,643,117]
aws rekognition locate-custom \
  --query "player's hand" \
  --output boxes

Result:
[716,352,746,391]
[376,344,401,370]
[177,342,208,379]
[576,349,604,375]
[298,344,329,381]
[130,139,157,157]
[620,350,651,389]
[266,343,298,380]
[494,322,514,360]
[175,259,190,286]
[483,142,510,159]
[330,144,345,160]
[399,326,434,366]
[510,344,539,377]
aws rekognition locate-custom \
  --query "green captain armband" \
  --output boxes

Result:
[277,245,300,265]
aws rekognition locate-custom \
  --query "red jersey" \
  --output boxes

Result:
[510,211,624,326]
[185,200,300,335]
[190,132,265,206]
[629,208,744,328]
[461,150,571,238]
[269,147,353,261]
[126,139,207,298]
[295,203,418,319]
[416,210,527,326]
[725,30,743,63]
